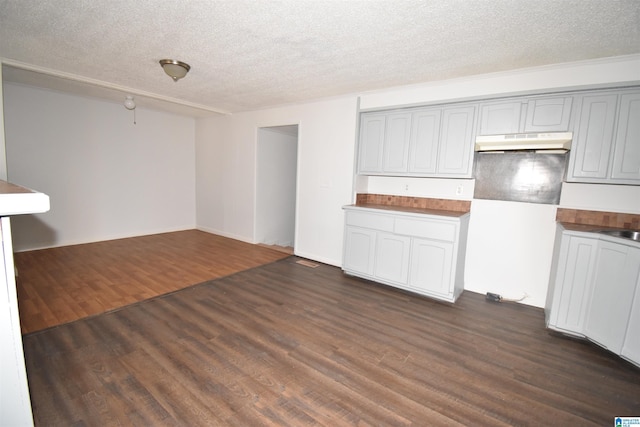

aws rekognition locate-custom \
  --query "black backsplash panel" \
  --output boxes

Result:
[473,152,568,205]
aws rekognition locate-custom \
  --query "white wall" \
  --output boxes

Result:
[560,182,640,213]
[256,127,297,247]
[196,97,358,265]
[0,69,6,181]
[4,83,197,251]
[357,176,475,201]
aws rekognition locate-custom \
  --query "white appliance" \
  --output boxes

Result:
[475,132,572,152]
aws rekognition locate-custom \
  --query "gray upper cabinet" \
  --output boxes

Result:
[408,108,441,174]
[568,89,640,184]
[524,97,573,132]
[358,111,411,175]
[356,86,639,185]
[357,104,476,178]
[358,113,386,173]
[479,101,524,135]
[611,92,640,181]
[437,105,476,176]
[381,112,412,173]
[568,93,618,181]
[478,96,572,136]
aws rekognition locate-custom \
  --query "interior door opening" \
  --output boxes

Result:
[255,125,298,254]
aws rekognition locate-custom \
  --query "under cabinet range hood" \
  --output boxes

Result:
[474,131,572,152]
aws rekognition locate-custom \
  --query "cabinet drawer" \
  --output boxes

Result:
[394,218,456,241]
[345,211,394,232]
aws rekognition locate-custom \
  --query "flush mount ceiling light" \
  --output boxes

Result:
[159,59,191,82]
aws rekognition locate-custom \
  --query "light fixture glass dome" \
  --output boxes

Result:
[159,59,190,82]
[124,95,136,110]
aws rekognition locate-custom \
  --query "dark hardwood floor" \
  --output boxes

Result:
[23,256,640,426]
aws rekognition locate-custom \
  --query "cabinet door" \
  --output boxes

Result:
[382,113,412,173]
[437,105,476,177]
[611,92,640,182]
[549,235,597,334]
[408,109,441,174]
[374,232,410,285]
[524,96,572,132]
[479,101,524,135]
[343,227,376,276]
[622,273,640,366]
[584,243,640,354]
[407,238,453,297]
[568,94,618,180]
[358,113,386,173]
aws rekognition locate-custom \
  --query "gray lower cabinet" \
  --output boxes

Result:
[375,232,411,285]
[408,238,454,298]
[343,226,377,276]
[546,233,597,336]
[342,206,470,303]
[584,240,640,354]
[622,275,640,365]
[546,226,640,366]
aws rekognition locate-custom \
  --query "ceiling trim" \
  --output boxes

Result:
[1,58,231,116]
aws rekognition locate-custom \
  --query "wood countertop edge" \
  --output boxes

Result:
[344,203,470,218]
[0,180,50,216]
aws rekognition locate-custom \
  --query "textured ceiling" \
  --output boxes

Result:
[1,0,639,117]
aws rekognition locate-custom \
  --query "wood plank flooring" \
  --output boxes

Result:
[15,230,290,333]
[23,256,640,426]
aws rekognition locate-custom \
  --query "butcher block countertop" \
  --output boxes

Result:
[345,203,468,218]
[0,180,50,216]
[556,208,640,232]
[350,193,471,218]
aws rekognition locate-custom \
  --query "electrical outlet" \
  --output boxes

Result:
[404,184,409,191]
[456,185,464,196]
[486,292,502,302]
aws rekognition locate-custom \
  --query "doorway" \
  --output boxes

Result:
[255,125,298,253]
